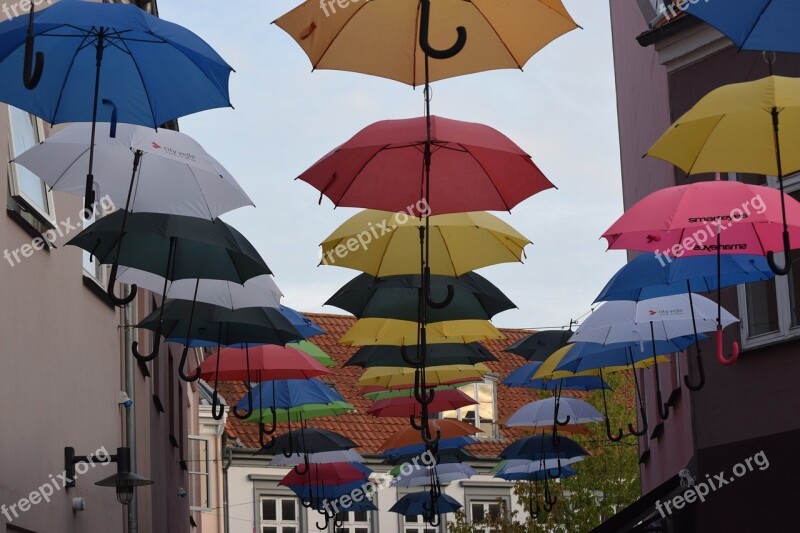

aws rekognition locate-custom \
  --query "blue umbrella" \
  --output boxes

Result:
[500,435,589,462]
[683,1,800,53]
[495,464,577,481]
[389,491,462,517]
[0,0,232,212]
[280,306,325,338]
[502,362,611,391]
[381,436,476,459]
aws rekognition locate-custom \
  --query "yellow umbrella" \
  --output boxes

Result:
[357,364,490,389]
[647,75,800,176]
[273,0,578,86]
[321,210,530,277]
[532,344,669,381]
[339,317,503,347]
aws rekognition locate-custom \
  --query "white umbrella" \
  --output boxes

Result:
[14,122,253,219]
[268,450,365,467]
[500,457,586,474]
[115,269,282,310]
[393,463,476,488]
[505,397,603,427]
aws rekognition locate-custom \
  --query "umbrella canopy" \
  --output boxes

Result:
[279,306,325,338]
[504,330,573,361]
[339,318,502,346]
[274,0,577,86]
[502,362,611,391]
[115,271,282,310]
[532,343,672,380]
[551,340,699,375]
[285,478,374,505]
[68,211,271,283]
[595,254,775,302]
[289,340,336,367]
[326,272,515,321]
[358,364,490,390]
[266,429,357,455]
[381,436,477,458]
[279,462,368,488]
[297,115,554,214]
[367,389,477,417]
[13,123,251,219]
[379,420,481,451]
[493,457,585,475]
[234,378,344,413]
[321,210,530,277]
[393,463,477,487]
[268,450,365,467]
[500,435,590,461]
[505,397,604,427]
[344,343,496,368]
[386,448,479,466]
[389,492,462,516]
[496,464,577,481]
[200,346,330,382]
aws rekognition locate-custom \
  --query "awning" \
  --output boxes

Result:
[590,473,682,533]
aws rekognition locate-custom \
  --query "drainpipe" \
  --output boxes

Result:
[123,288,138,533]
[222,436,232,533]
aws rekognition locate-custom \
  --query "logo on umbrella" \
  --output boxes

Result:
[151,141,161,149]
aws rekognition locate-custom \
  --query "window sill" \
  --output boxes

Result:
[82,273,116,310]
[740,329,800,352]
[6,207,55,249]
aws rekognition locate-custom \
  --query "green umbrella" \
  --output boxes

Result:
[363,385,463,401]
[325,272,515,322]
[344,343,496,369]
[243,401,355,424]
[137,300,303,381]
[290,340,336,367]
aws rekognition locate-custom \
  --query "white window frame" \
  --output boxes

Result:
[441,377,498,439]
[400,514,439,533]
[188,435,211,512]
[468,499,505,533]
[7,106,56,226]
[733,172,800,348]
[332,509,371,533]
[81,205,109,286]
[259,496,300,533]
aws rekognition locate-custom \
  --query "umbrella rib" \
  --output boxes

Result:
[683,115,727,175]
[117,35,160,128]
[460,143,514,211]
[45,146,91,192]
[305,1,372,72]
[335,144,393,206]
[186,165,215,219]
[469,3,525,69]
[49,31,94,124]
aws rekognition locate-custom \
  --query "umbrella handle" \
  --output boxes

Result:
[421,425,441,446]
[132,321,161,362]
[422,500,440,527]
[656,388,670,421]
[315,510,333,530]
[424,266,454,309]
[528,490,540,519]
[767,230,792,275]
[299,497,313,509]
[399,345,424,366]
[604,417,623,442]
[715,327,739,366]
[555,413,571,426]
[230,393,254,420]
[547,458,562,479]
[684,352,707,391]
[178,346,201,382]
[210,389,224,420]
[419,0,467,60]
[107,261,138,306]
[409,414,425,431]
[293,453,310,476]
[22,2,44,90]
[628,407,648,437]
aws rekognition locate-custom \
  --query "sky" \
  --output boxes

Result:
[156,0,626,330]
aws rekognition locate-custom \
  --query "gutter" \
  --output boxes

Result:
[123,290,138,533]
[222,435,233,533]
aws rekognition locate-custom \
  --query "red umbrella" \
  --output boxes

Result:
[297,115,554,216]
[279,462,367,487]
[199,345,331,382]
[379,419,482,452]
[367,389,478,418]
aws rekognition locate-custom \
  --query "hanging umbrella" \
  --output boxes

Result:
[279,462,369,488]
[137,300,303,380]
[0,0,232,213]
[500,435,589,461]
[381,436,478,459]
[13,122,251,219]
[379,419,481,452]
[505,397,604,427]
[367,388,477,418]
[357,364,490,390]
[262,428,357,455]
[68,211,272,357]
[279,306,325,338]
[297,115,554,215]
[326,272,516,322]
[494,457,586,476]
[321,209,530,277]
[339,318,502,347]
[274,0,577,86]
[237,379,353,426]
[495,464,577,481]
[389,492,462,525]
[344,343,496,368]
[501,362,611,391]
[268,450,365,467]
[393,463,476,487]
[504,330,575,361]
[289,340,336,367]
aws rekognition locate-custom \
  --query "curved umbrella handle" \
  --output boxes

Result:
[399,345,424,366]
[656,389,670,421]
[132,322,161,362]
[767,230,792,275]
[107,260,138,306]
[230,391,254,420]
[604,416,624,442]
[715,327,739,366]
[178,346,201,382]
[211,390,224,420]
[555,413,571,426]
[528,492,540,519]
[293,453,310,476]
[299,497,313,509]
[315,510,332,530]
[627,407,648,437]
[409,414,426,431]
[684,352,707,391]
[547,458,562,479]
[419,0,467,60]
[421,425,441,446]
[22,2,44,89]
[282,419,295,458]
[424,267,454,309]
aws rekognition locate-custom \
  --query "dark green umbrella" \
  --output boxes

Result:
[325,272,515,322]
[504,330,574,362]
[68,210,271,361]
[344,342,496,369]
[137,300,303,381]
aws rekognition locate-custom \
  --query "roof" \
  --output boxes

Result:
[220,313,584,459]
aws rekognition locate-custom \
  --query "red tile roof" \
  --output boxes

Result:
[220,313,586,459]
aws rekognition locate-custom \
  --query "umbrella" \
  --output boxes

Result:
[381,436,478,459]
[367,388,477,418]
[274,0,577,86]
[321,209,530,277]
[0,0,232,212]
[494,458,585,476]
[339,318,502,346]
[645,76,800,275]
[326,272,516,322]
[505,397,604,428]
[683,1,800,53]
[68,211,271,357]
[289,340,336,367]
[504,329,575,361]
[297,115,554,215]
[379,419,481,452]
[495,464,577,481]
[344,343,496,369]
[500,435,589,461]
[268,450,365,467]
[279,306,325,338]
[137,300,303,381]
[279,462,368,488]
[389,492,462,525]
[261,428,357,456]
[386,448,479,466]
[357,364,490,390]
[393,462,476,487]
[502,362,611,391]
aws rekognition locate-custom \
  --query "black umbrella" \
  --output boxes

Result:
[257,429,357,456]
[325,272,515,322]
[343,343,496,369]
[504,329,574,361]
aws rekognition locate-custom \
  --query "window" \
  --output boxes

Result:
[81,207,108,284]
[260,497,299,533]
[470,501,502,533]
[334,510,370,533]
[734,173,800,347]
[441,379,497,438]
[402,515,437,533]
[7,105,55,225]
[188,436,211,511]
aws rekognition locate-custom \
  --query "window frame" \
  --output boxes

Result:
[188,435,212,512]
[331,509,372,533]
[441,377,499,439]
[259,495,301,533]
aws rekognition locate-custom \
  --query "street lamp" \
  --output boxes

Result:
[64,446,153,505]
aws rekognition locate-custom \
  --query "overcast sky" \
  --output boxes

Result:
[157,0,626,330]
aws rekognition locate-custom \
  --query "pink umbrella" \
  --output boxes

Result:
[602,178,800,364]
[367,389,477,418]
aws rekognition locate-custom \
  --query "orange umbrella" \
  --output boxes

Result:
[379,419,481,451]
